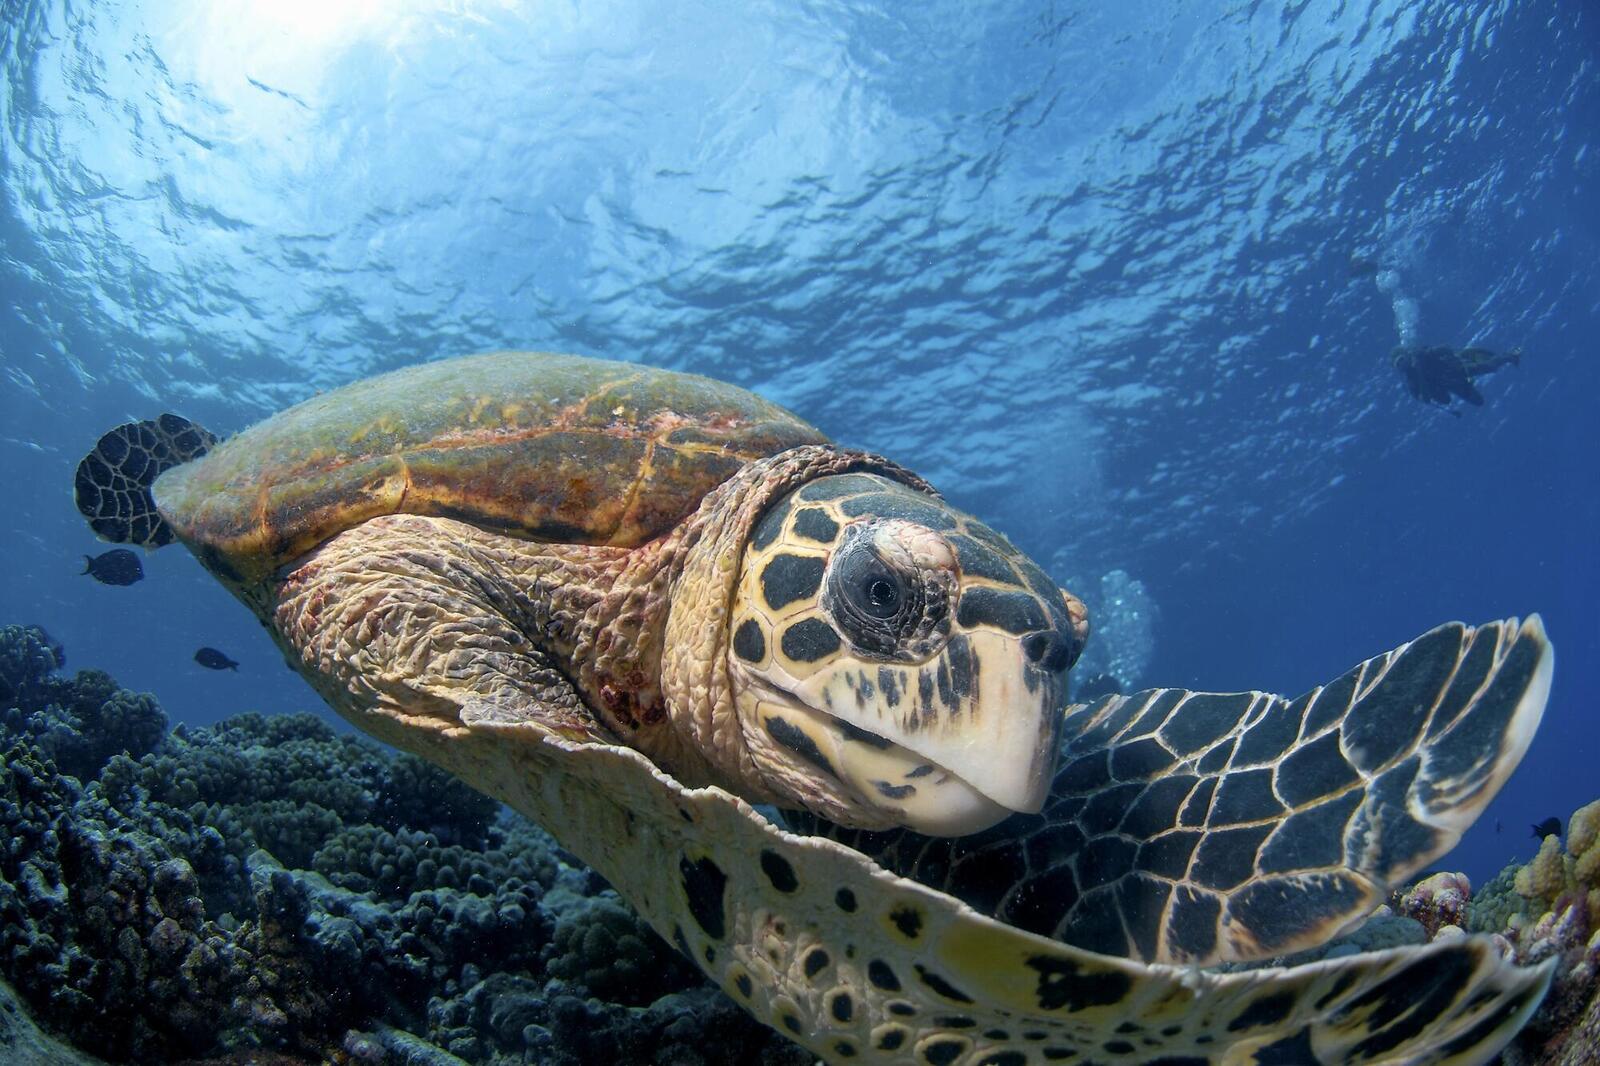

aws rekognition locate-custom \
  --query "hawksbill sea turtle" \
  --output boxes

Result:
[73,351,1556,1064]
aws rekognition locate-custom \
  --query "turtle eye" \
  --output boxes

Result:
[826,526,949,659]
[835,546,909,631]
[862,572,901,617]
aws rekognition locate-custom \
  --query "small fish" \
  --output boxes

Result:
[81,548,143,586]
[1531,817,1560,840]
[194,647,240,671]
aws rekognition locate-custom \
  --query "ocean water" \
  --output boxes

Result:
[1,0,1596,1060]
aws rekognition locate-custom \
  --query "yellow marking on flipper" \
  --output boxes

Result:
[932,916,1198,1023]
[928,916,1059,1012]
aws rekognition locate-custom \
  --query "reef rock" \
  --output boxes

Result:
[1396,870,1472,938]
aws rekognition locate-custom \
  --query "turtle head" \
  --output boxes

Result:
[729,472,1087,836]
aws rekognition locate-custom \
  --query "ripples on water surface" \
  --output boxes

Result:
[1,1,1596,881]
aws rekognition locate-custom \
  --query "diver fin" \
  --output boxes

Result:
[74,414,216,548]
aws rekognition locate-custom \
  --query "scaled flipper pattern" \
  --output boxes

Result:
[74,414,217,548]
[806,617,1551,966]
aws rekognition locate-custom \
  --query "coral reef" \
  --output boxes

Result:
[0,624,165,782]
[1466,862,1523,935]
[1513,800,1600,928]
[14,613,1590,1065]
[0,624,65,705]
[0,623,808,1065]
[0,971,103,1066]
[544,889,702,1005]
[1388,800,1600,1066]
[1493,799,1600,1066]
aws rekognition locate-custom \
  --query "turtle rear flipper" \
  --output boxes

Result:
[801,616,1552,967]
[75,414,216,548]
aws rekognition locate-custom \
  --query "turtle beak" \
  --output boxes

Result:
[793,626,1070,822]
[942,629,1068,814]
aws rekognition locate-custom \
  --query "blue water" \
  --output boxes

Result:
[1,0,1595,892]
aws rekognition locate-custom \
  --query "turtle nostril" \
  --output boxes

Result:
[1024,631,1075,673]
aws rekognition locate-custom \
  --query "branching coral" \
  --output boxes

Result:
[0,624,64,706]
[0,744,278,1060]
[0,622,166,783]
[545,889,700,1006]
[1467,862,1522,934]
[312,824,556,900]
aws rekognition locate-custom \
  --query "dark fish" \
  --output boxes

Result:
[1531,817,1560,840]
[81,548,143,586]
[194,647,240,671]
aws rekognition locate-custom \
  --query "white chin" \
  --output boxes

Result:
[824,716,1020,836]
[735,671,1025,836]
[891,779,1013,836]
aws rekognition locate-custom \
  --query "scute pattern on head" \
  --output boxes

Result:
[659,449,940,810]
[727,473,1086,834]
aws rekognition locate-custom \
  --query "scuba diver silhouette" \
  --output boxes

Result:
[1391,344,1521,410]
[1367,262,1523,411]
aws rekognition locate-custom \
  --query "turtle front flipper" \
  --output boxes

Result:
[271,513,623,750]
[1047,615,1550,965]
[74,414,217,548]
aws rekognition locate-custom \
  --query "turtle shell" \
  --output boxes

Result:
[155,352,828,584]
